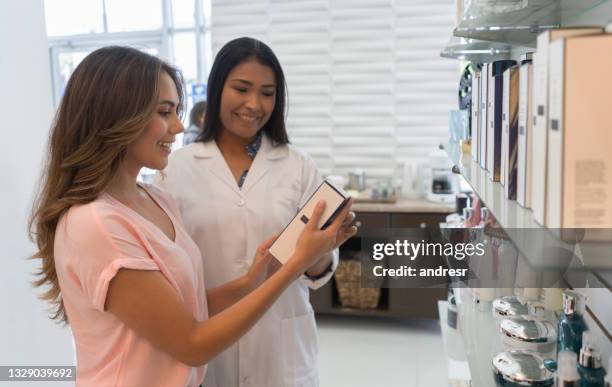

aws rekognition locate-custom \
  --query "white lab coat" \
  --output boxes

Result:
[155,134,338,387]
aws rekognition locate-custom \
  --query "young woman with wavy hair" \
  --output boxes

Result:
[28,46,354,386]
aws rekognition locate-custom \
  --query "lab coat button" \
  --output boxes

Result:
[238,198,245,206]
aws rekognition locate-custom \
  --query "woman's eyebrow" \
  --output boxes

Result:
[159,100,177,107]
[229,78,276,88]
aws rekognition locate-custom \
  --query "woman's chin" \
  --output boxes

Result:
[145,158,168,171]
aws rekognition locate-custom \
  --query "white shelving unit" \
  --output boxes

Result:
[436,2,612,385]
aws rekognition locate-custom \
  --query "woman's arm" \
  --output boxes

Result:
[203,276,252,317]
[106,254,301,366]
[106,201,352,366]
[207,202,356,315]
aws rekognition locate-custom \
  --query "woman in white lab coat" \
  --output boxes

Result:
[157,37,356,387]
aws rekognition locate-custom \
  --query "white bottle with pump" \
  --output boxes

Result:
[577,331,606,386]
[556,350,580,387]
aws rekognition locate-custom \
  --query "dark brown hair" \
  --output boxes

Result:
[28,46,184,322]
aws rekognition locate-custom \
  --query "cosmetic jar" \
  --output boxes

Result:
[493,296,528,321]
[500,316,557,357]
[492,351,554,387]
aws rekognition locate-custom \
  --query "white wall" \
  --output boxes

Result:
[0,0,74,383]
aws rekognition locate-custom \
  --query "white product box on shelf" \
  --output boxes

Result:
[480,63,489,170]
[531,27,603,226]
[486,64,495,177]
[517,61,533,208]
[547,34,612,237]
[471,69,481,164]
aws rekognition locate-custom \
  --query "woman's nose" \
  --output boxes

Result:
[244,92,262,111]
[172,117,185,134]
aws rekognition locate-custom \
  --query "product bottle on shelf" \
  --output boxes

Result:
[577,332,606,387]
[604,357,611,387]
[523,288,541,303]
[543,288,564,319]
[556,350,580,387]
[557,290,588,355]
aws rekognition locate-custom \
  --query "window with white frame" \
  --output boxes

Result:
[44,0,212,122]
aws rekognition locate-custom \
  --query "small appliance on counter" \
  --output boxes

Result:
[420,149,459,203]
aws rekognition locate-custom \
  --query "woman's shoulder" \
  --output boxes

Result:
[267,136,313,165]
[56,197,134,253]
[63,195,137,230]
[284,142,317,169]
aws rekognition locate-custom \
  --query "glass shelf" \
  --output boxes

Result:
[454,0,610,47]
[440,36,513,62]
[442,142,612,271]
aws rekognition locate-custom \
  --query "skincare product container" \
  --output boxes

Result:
[577,332,606,387]
[543,288,564,320]
[557,290,587,354]
[604,357,611,387]
[500,316,556,357]
[556,350,580,387]
[494,296,529,321]
[475,288,495,312]
[522,288,541,303]
[492,350,554,387]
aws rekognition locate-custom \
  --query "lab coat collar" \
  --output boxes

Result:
[240,134,289,194]
[191,133,289,196]
[191,133,289,160]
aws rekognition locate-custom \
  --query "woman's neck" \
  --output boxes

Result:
[216,129,256,157]
[105,161,143,204]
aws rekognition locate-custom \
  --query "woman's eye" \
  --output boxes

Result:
[234,87,247,93]
[159,111,171,117]
[262,92,275,97]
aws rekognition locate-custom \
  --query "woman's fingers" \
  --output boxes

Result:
[257,233,279,255]
[334,225,358,248]
[326,198,353,235]
[306,201,326,231]
[341,211,356,227]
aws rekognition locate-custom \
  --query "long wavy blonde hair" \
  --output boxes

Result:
[29,46,184,322]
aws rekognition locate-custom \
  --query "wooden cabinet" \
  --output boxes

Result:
[309,211,451,319]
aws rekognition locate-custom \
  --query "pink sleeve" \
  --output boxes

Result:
[64,203,159,312]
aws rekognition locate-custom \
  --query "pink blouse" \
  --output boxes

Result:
[54,184,208,386]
